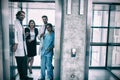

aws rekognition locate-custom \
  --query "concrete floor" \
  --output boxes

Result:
[16,69,119,80]
[89,69,118,80]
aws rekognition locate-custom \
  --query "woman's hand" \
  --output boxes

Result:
[25,32,29,37]
[13,43,18,52]
[28,39,32,42]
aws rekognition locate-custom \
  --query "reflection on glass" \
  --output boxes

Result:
[89,46,106,66]
[92,28,107,43]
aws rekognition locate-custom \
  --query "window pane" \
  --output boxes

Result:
[107,46,120,79]
[92,4,109,27]
[23,8,27,25]
[89,46,106,66]
[93,4,109,11]
[93,11,108,26]
[107,46,120,67]
[110,11,120,27]
[109,29,120,43]
[28,9,55,25]
[92,28,107,43]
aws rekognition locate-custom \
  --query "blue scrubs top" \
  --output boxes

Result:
[41,31,54,56]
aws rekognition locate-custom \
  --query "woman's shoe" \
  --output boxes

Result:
[38,78,45,80]
[29,67,32,74]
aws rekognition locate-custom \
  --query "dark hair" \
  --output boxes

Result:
[46,23,52,28]
[16,11,25,19]
[46,23,54,32]
[28,20,36,28]
[42,15,48,19]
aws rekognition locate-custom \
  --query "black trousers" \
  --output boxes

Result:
[15,56,27,79]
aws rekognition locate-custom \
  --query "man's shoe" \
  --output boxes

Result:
[26,76,33,80]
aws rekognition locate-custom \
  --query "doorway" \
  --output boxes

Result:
[9,1,55,80]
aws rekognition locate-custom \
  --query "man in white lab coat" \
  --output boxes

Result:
[13,11,33,80]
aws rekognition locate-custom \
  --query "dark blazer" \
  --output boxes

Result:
[25,28,38,57]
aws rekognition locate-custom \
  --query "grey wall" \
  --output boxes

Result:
[0,0,10,80]
[0,0,4,79]
[61,0,86,80]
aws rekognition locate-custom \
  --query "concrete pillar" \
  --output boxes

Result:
[54,0,63,80]
[55,0,92,80]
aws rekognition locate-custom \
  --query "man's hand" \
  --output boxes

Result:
[13,43,18,52]
[40,33,45,38]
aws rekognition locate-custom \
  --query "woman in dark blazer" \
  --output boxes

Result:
[25,19,38,74]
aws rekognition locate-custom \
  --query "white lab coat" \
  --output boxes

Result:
[14,19,27,56]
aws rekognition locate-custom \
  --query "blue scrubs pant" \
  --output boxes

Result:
[41,53,53,80]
